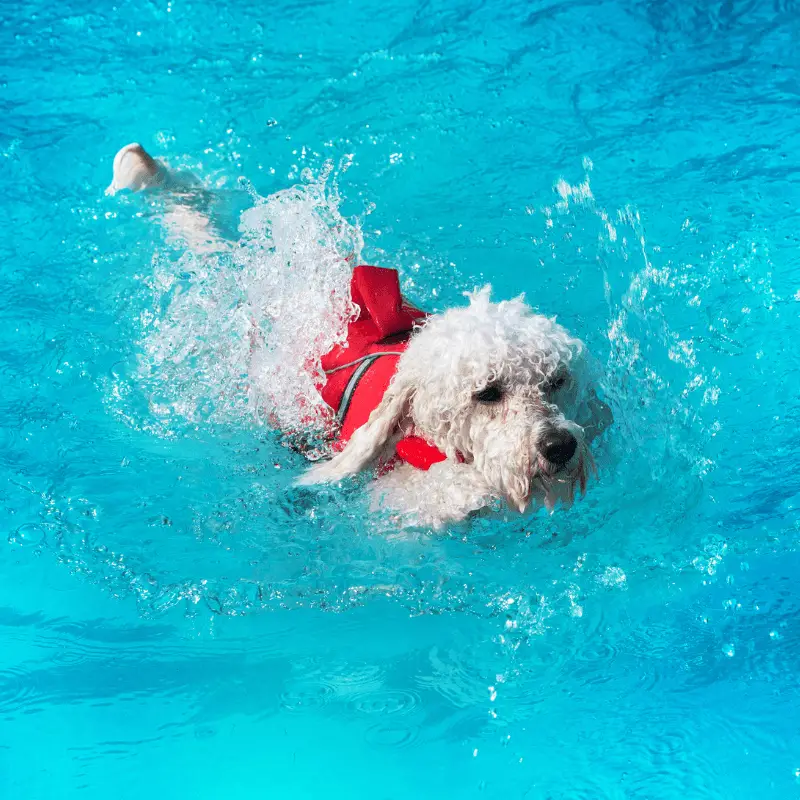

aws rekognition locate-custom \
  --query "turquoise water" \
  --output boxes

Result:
[3,0,800,796]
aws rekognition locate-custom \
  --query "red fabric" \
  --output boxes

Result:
[317,265,452,470]
[395,436,448,470]
[350,265,419,339]
[338,353,401,442]
[319,265,424,440]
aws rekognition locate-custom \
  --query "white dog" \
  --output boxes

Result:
[109,143,612,528]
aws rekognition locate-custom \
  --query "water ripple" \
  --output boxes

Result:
[279,682,336,712]
[3,0,800,795]
[364,722,421,748]
[0,664,40,715]
[349,689,420,716]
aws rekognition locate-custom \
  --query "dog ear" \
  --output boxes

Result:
[296,376,412,485]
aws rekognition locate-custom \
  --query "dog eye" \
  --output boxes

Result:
[474,383,505,403]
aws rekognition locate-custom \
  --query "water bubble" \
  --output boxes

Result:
[598,566,627,588]
[8,524,46,547]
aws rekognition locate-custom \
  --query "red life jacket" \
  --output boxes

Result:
[318,264,449,470]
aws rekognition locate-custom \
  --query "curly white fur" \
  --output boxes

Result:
[111,142,611,529]
[300,287,612,528]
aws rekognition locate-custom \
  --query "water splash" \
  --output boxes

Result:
[45,158,797,643]
[125,163,361,443]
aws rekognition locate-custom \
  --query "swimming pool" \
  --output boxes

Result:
[3,0,800,796]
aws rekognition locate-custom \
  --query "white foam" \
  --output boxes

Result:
[134,165,361,441]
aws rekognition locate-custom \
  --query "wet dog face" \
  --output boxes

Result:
[300,287,611,517]
[398,288,609,512]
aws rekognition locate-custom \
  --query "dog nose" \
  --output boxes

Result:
[540,429,577,466]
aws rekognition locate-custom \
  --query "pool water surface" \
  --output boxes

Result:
[2,0,800,797]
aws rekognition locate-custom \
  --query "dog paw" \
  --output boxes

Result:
[107,143,165,195]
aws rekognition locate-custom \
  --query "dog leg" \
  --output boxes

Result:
[106,143,166,195]
[370,461,498,529]
[107,142,229,254]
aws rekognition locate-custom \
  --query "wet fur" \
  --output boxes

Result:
[110,143,611,529]
[299,288,610,527]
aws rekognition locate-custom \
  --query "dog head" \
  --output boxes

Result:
[300,287,611,513]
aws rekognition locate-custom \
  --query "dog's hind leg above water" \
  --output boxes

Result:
[106,142,229,254]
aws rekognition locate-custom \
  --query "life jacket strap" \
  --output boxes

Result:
[335,352,404,425]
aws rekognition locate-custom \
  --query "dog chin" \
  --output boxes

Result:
[525,454,592,513]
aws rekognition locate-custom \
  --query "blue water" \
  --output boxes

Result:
[3,0,800,796]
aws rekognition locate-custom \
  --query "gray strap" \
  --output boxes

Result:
[336,352,402,424]
[325,351,404,376]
